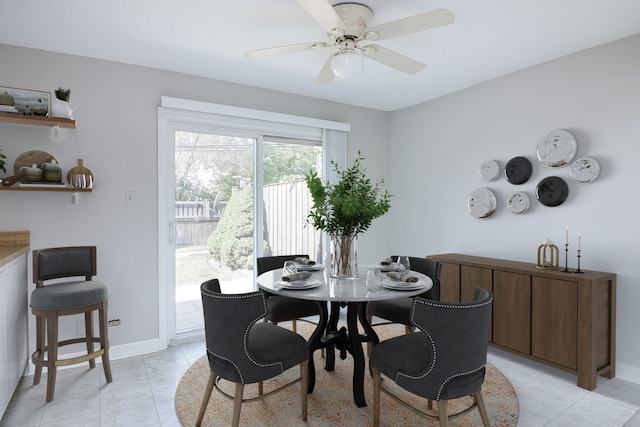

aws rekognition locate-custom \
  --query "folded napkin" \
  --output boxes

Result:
[379,257,393,266]
[295,257,316,266]
[387,272,419,283]
[282,271,312,282]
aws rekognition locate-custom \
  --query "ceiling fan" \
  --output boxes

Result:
[244,0,454,83]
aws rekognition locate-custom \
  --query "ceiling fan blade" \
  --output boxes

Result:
[295,0,348,35]
[365,8,454,41]
[363,44,426,74]
[245,41,329,59]
[315,54,335,84]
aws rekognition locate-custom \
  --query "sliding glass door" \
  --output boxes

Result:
[174,131,256,335]
[158,100,347,345]
[170,130,322,338]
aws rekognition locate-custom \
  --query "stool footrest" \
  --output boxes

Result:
[32,337,107,367]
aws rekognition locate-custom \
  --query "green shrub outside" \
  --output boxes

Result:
[207,186,270,270]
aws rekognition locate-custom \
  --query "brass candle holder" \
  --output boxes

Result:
[536,239,559,269]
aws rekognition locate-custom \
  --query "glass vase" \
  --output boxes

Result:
[330,234,358,279]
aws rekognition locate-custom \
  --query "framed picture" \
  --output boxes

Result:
[0,86,51,117]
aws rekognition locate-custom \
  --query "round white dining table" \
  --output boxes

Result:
[257,267,433,407]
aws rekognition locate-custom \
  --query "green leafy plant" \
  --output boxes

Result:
[0,148,7,175]
[305,152,391,276]
[54,87,71,102]
[305,151,391,237]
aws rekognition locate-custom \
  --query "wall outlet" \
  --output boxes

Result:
[108,319,121,327]
[125,191,136,206]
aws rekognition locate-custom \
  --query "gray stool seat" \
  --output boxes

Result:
[31,280,109,310]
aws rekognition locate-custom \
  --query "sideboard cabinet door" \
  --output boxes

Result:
[493,270,531,354]
[461,266,493,341]
[439,262,461,303]
[532,276,577,369]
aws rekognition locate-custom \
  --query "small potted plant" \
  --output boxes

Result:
[55,87,71,102]
[305,151,391,279]
[51,87,76,119]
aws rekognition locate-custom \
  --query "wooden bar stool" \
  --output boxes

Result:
[31,246,113,402]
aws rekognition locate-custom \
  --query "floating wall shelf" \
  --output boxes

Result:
[0,186,91,193]
[0,112,76,129]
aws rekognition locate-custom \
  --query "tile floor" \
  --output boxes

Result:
[1,321,639,426]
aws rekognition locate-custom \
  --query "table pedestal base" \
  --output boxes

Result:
[307,301,379,407]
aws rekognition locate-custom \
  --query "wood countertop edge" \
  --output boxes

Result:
[0,231,30,267]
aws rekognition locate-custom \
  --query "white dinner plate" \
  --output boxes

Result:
[369,263,400,272]
[382,279,427,291]
[277,279,321,290]
[295,263,324,271]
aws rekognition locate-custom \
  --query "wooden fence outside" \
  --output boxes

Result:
[175,180,321,258]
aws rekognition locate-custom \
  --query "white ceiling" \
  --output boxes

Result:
[1,0,639,111]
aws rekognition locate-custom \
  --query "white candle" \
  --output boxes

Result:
[565,227,568,244]
[578,233,581,250]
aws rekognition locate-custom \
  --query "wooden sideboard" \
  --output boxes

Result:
[428,253,616,390]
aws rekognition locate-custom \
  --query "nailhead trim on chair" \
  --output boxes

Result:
[435,366,486,400]
[411,298,493,312]
[205,290,285,381]
[395,296,494,399]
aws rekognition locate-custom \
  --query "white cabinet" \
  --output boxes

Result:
[0,254,28,417]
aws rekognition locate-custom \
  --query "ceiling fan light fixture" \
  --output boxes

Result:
[330,49,365,78]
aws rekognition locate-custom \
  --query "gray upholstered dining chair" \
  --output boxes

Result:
[257,255,324,333]
[366,256,441,343]
[370,286,493,427]
[197,279,310,427]
[31,246,113,402]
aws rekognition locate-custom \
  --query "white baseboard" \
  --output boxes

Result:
[617,361,640,385]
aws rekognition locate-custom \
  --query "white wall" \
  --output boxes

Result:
[0,43,391,361]
[388,34,640,382]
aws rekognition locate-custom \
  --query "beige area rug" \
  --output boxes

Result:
[176,324,519,426]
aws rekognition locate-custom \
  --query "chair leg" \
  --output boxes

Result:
[437,399,449,427]
[99,304,113,382]
[258,381,264,395]
[85,311,95,369]
[45,311,59,402]
[292,319,297,333]
[372,368,381,427]
[473,389,491,427]
[196,371,216,427]
[33,314,45,386]
[404,325,415,334]
[232,382,245,427]
[300,360,308,421]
